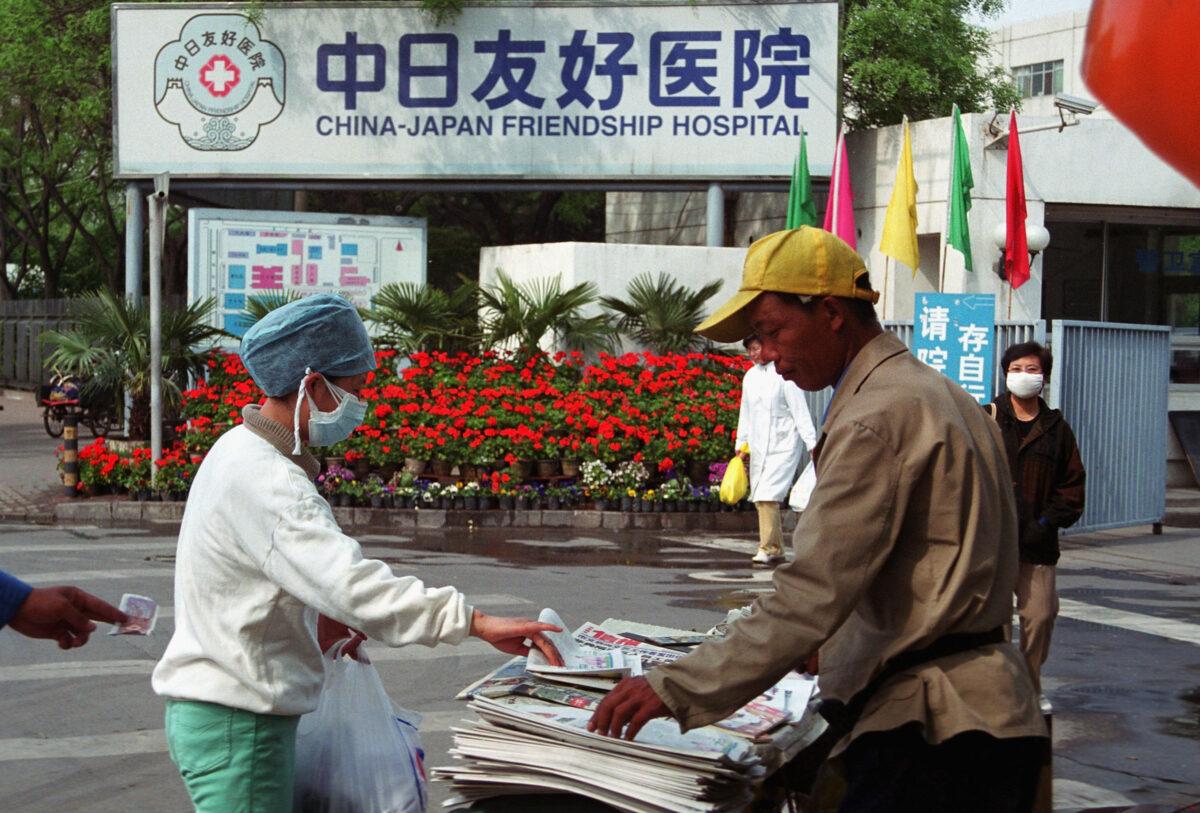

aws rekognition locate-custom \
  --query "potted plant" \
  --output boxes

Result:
[124,447,154,501]
[535,454,560,479]
[460,481,482,510]
[338,476,365,507]
[364,474,386,508]
[621,487,636,513]
[318,464,353,506]
[659,477,687,512]
[420,482,441,510]
[615,460,649,497]
[545,485,567,511]
[581,460,612,509]
[639,489,655,513]
[391,471,418,508]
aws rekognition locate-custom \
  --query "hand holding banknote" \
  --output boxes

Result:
[8,586,128,649]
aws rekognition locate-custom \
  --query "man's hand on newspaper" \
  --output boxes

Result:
[470,610,565,666]
[588,676,671,740]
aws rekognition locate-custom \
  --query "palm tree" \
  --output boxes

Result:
[42,289,226,440]
[476,270,617,355]
[599,273,724,354]
[243,291,302,325]
[366,282,479,354]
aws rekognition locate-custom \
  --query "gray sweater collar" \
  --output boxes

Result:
[241,404,321,480]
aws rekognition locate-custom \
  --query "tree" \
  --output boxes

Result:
[0,1,124,299]
[42,290,225,439]
[842,0,1022,130]
[599,273,723,354]
[477,271,617,355]
[367,282,479,354]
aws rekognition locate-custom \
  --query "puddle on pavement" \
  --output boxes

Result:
[1159,685,1200,741]
[361,528,747,572]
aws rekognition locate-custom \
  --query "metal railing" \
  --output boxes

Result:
[1050,320,1170,534]
[799,319,1167,535]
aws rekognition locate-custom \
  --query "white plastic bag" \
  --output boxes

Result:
[294,642,427,813]
[788,461,817,512]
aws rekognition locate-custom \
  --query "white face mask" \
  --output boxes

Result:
[1006,371,1044,399]
[292,369,367,453]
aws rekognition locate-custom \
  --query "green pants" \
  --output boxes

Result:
[165,699,300,813]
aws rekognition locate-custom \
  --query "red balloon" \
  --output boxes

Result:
[1082,0,1200,187]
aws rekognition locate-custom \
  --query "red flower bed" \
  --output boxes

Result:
[177,349,747,476]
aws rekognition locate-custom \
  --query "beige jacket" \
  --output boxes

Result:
[648,332,1046,753]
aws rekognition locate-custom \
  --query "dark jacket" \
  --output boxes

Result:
[988,394,1086,565]
[0,570,33,628]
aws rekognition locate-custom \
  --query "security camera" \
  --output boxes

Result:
[1054,94,1098,115]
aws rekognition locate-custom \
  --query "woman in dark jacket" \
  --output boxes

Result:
[989,341,1086,695]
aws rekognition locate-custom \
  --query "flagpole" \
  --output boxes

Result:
[882,256,891,319]
[939,240,947,292]
[1007,284,1014,319]
[829,124,842,231]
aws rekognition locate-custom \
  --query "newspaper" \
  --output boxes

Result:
[455,656,530,700]
[527,609,640,679]
[435,614,819,813]
[508,681,605,710]
[572,623,686,670]
[432,698,762,813]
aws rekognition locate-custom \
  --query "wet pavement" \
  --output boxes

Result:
[0,520,1197,811]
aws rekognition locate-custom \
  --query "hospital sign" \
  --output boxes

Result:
[112,2,839,180]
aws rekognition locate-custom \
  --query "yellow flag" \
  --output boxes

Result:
[880,119,920,273]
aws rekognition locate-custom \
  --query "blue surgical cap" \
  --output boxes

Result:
[239,294,376,397]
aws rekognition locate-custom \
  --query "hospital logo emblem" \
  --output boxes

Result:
[153,14,286,151]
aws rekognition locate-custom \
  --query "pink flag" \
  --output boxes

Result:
[822,126,857,249]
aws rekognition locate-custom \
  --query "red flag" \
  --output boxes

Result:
[1005,110,1030,289]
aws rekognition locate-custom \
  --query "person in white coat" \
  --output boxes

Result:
[735,335,817,565]
[153,296,562,813]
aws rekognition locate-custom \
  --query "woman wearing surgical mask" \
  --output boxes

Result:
[153,295,563,813]
[986,342,1086,698]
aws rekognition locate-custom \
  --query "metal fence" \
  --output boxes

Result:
[799,319,1166,535]
[0,300,75,389]
[1050,320,1170,534]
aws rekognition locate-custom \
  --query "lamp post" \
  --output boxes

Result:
[993,222,1051,280]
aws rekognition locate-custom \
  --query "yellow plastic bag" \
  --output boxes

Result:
[719,446,749,505]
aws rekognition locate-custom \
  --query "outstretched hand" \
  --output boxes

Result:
[470,611,564,666]
[587,676,671,740]
[8,586,128,649]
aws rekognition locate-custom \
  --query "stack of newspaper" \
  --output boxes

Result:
[431,612,818,812]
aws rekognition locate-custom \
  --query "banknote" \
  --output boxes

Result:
[109,593,158,635]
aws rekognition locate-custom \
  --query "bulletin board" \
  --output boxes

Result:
[188,208,427,343]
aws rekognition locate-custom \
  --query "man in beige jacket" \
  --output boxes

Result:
[591,227,1047,811]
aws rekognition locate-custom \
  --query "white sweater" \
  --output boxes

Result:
[152,411,473,715]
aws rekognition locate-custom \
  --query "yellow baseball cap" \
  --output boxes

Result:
[695,226,880,343]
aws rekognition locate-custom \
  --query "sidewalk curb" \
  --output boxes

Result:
[50,499,787,533]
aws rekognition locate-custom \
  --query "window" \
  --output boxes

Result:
[1013,60,1064,98]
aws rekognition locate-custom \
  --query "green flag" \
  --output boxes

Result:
[786,131,818,228]
[947,104,975,271]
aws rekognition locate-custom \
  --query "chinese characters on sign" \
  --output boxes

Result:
[115,4,838,179]
[310,26,812,137]
[912,293,996,404]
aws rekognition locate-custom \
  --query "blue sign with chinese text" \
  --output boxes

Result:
[912,293,996,404]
